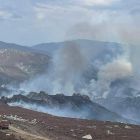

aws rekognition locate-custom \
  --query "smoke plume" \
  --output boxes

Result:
[9,13,140,100]
[19,41,89,95]
[52,41,89,94]
[96,59,132,98]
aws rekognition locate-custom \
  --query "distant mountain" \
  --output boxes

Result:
[0,49,50,84]
[31,39,123,56]
[0,91,138,124]
[0,41,50,56]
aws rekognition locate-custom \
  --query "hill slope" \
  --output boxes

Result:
[0,49,50,84]
[0,92,138,124]
[95,96,140,122]
[1,104,140,140]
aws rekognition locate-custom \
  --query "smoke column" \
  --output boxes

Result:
[52,41,89,94]
[18,15,140,99]
[19,41,89,95]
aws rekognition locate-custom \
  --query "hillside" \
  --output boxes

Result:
[95,96,140,122]
[1,104,140,140]
[0,41,50,56]
[0,49,50,84]
[0,92,138,125]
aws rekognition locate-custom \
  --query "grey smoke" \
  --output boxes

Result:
[118,26,140,46]
[8,101,89,119]
[19,40,133,99]
[2,21,140,124]
[52,41,89,94]
[19,41,89,95]
[11,14,140,99]
[65,21,118,44]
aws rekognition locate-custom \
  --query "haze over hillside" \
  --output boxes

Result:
[0,39,140,125]
[31,39,122,55]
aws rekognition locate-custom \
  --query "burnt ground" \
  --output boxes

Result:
[0,104,140,140]
[0,131,24,140]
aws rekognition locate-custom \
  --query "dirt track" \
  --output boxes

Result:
[0,125,51,140]
[9,126,51,140]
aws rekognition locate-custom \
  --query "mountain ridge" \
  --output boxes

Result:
[0,91,139,125]
[31,39,123,55]
[0,40,50,56]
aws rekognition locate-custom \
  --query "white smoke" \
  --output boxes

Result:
[96,59,132,98]
[17,38,136,99]
[13,14,140,99]
[79,57,133,99]
[19,41,89,95]
[98,60,132,82]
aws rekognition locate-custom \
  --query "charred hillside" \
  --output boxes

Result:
[95,96,140,122]
[0,92,138,124]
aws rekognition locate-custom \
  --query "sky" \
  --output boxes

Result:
[0,0,140,46]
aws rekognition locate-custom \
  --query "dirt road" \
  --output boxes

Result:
[1,126,51,140]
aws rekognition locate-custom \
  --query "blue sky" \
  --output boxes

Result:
[0,0,139,46]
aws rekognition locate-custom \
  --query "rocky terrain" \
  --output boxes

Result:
[0,49,50,84]
[1,104,140,140]
[0,131,24,140]
[0,91,138,125]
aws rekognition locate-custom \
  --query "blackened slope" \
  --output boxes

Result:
[95,96,140,122]
[0,95,56,108]
[50,93,137,123]
[4,92,138,124]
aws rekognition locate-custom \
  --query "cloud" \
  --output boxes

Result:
[0,10,13,20]
[82,0,120,6]
[0,0,139,45]
[130,6,140,15]
[0,10,23,20]
[36,12,45,20]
